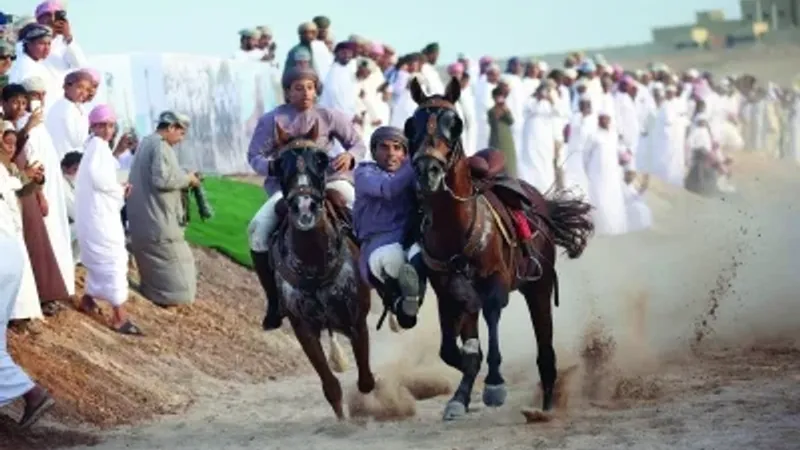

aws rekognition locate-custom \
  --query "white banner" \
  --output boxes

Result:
[88,53,282,175]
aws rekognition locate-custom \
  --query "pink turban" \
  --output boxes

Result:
[35,1,61,18]
[369,42,384,56]
[88,104,117,125]
[447,62,464,76]
[479,55,493,65]
[82,68,101,85]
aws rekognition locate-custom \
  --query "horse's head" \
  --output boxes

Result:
[270,120,329,231]
[405,76,464,195]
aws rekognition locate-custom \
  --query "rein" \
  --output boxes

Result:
[270,142,348,292]
[272,211,348,292]
[413,102,485,274]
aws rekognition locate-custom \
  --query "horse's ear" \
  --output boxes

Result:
[274,121,290,147]
[305,120,320,141]
[444,77,461,104]
[409,77,425,105]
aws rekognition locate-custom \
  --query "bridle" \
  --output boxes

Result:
[410,99,476,203]
[277,141,327,203]
[271,142,347,292]
[410,98,488,275]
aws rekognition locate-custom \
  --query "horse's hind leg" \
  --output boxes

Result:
[290,319,344,419]
[520,272,557,412]
[480,274,509,407]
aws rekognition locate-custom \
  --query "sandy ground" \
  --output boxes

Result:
[3,152,800,449]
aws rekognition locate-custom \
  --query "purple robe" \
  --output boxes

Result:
[353,161,416,284]
[247,103,367,195]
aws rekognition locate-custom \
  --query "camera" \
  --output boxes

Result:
[54,10,67,21]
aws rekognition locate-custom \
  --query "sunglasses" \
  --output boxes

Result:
[0,55,15,61]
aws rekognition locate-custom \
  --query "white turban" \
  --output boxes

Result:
[21,76,46,93]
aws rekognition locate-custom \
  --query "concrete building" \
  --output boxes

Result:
[652,1,800,50]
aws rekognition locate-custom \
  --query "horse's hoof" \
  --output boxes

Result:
[442,400,467,421]
[482,383,507,407]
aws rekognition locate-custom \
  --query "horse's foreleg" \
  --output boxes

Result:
[290,319,344,419]
[443,310,482,421]
[350,316,376,395]
[480,275,509,407]
[521,273,557,412]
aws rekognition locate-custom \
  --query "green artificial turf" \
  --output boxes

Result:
[185,177,266,268]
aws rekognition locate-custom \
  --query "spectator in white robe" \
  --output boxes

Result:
[457,54,479,85]
[614,76,641,171]
[642,85,687,187]
[521,61,543,98]
[8,24,62,114]
[45,70,91,159]
[520,84,563,193]
[584,112,628,235]
[1,121,43,323]
[17,76,75,297]
[75,105,142,335]
[0,208,54,429]
[474,63,500,150]
[232,29,265,62]
[319,41,361,156]
[562,94,596,199]
[389,54,423,129]
[34,1,88,74]
[419,43,444,95]
[61,151,81,265]
[311,16,334,81]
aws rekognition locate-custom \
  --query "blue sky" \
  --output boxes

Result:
[6,0,741,63]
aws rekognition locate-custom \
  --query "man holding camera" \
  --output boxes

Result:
[127,111,200,308]
[34,1,87,75]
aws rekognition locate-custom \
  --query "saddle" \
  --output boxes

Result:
[467,149,547,227]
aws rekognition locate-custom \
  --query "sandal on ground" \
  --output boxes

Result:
[19,392,55,430]
[112,320,144,336]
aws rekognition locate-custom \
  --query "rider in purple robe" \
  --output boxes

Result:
[247,66,366,330]
[353,126,426,329]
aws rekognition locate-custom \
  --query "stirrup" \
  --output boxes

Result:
[517,251,544,282]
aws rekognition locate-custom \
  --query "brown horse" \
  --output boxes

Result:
[405,77,594,421]
[265,121,374,419]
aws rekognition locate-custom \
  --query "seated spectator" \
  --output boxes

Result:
[60,150,81,264]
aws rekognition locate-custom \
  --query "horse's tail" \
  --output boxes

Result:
[544,193,594,259]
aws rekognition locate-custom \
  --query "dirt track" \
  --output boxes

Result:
[3,152,800,449]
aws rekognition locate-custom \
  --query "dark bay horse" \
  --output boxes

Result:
[265,121,374,418]
[405,77,594,421]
